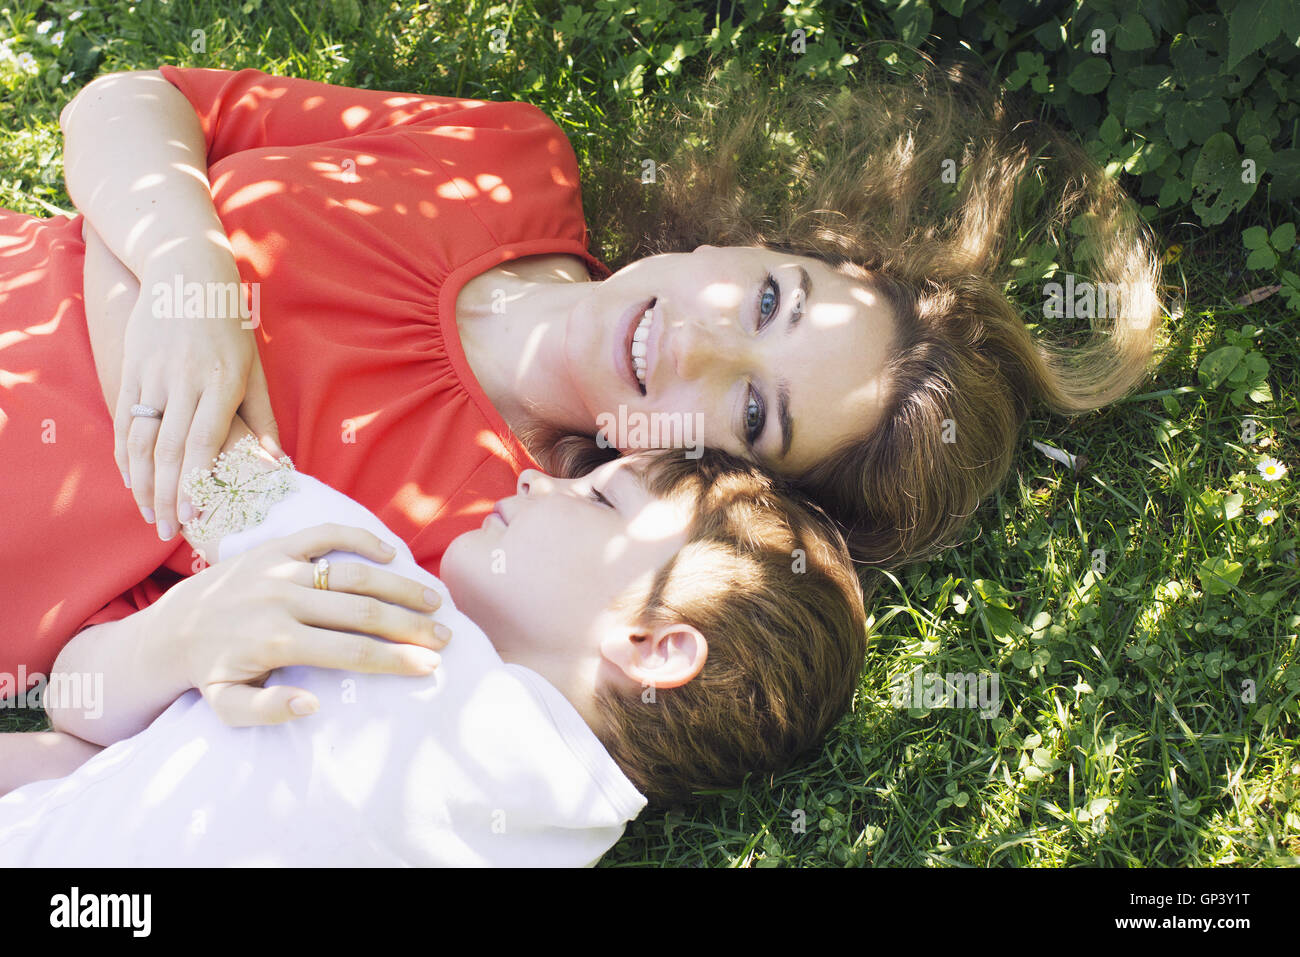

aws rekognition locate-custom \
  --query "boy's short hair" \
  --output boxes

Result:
[593,449,868,806]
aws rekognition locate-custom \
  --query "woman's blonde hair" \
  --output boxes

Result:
[529,60,1166,569]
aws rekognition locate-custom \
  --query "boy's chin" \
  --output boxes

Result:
[438,535,476,592]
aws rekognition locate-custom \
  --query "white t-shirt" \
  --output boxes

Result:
[0,472,646,866]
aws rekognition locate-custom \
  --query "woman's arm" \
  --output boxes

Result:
[61,70,233,283]
[82,220,273,474]
[63,70,280,540]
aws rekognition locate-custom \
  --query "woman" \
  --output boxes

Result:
[0,63,1164,705]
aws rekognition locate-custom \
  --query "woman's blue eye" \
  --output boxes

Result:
[744,387,765,444]
[759,275,779,327]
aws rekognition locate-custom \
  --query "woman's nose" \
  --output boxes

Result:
[671,318,731,381]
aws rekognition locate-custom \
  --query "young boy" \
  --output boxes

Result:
[0,444,866,866]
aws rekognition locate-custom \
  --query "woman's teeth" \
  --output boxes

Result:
[631,308,652,387]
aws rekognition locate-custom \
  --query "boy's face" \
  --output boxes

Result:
[440,455,707,721]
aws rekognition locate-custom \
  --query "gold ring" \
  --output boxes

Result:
[313,557,330,590]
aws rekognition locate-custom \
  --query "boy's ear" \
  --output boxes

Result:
[601,622,708,690]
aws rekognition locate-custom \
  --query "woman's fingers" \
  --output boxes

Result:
[151,386,201,540]
[299,556,442,616]
[125,392,166,524]
[289,584,449,651]
[275,623,442,677]
[177,385,242,525]
[205,682,320,728]
[240,353,285,460]
[112,380,137,489]
[280,523,401,565]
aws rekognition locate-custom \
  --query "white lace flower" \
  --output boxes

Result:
[181,435,297,545]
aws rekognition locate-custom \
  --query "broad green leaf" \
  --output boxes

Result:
[1197,556,1244,595]
[1068,57,1113,95]
[1227,0,1285,70]
[1099,113,1123,145]
[1125,89,1166,128]
[1116,13,1156,51]
[1270,222,1296,251]
[1245,246,1278,270]
[890,0,933,46]
[1197,345,1245,388]
[1242,225,1270,249]
[1191,132,1256,225]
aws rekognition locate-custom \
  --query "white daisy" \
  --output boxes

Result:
[1256,508,1279,526]
[1257,457,1288,481]
[36,20,52,35]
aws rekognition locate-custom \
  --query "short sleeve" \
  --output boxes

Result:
[159,65,499,165]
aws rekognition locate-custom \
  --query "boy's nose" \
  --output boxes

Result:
[516,468,550,495]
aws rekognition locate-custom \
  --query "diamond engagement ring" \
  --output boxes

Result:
[129,404,164,419]
[313,558,331,591]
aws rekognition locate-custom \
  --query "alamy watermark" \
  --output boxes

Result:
[889,666,1000,718]
[1,667,103,719]
[151,274,261,329]
[595,405,704,459]
[1042,274,1150,322]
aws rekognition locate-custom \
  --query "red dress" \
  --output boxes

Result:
[0,66,611,682]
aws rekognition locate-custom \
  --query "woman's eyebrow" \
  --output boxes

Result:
[776,381,794,459]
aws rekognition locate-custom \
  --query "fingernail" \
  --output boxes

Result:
[122,471,131,489]
[141,507,155,524]
[158,521,174,541]
[434,624,451,643]
[413,649,441,673]
[424,589,440,608]
[289,696,317,716]
[178,503,193,523]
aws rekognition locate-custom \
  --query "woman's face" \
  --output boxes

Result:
[560,245,897,475]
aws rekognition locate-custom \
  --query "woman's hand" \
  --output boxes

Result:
[149,523,450,727]
[116,254,284,542]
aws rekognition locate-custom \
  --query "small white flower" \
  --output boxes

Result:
[1256,508,1279,526]
[61,70,74,85]
[51,30,64,46]
[181,435,298,545]
[36,20,52,34]
[1257,457,1288,481]
[69,10,85,21]
[15,51,37,75]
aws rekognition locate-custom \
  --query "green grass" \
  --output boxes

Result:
[2,0,1296,866]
